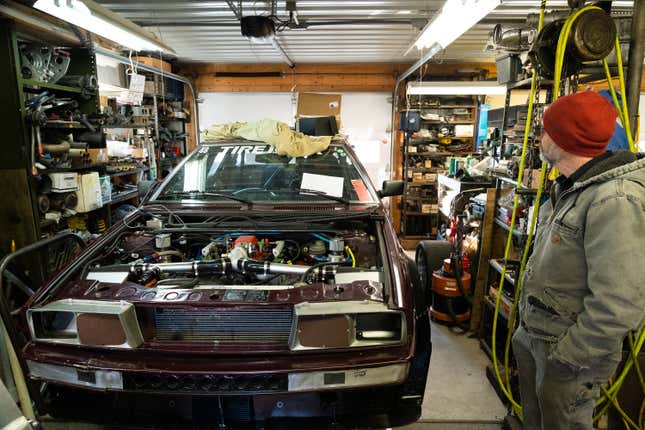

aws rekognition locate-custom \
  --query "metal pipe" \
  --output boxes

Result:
[0,233,86,418]
[390,42,443,182]
[271,37,295,68]
[41,142,70,154]
[626,0,645,140]
[94,47,201,144]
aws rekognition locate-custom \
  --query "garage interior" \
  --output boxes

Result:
[0,1,644,429]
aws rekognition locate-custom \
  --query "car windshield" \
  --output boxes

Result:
[153,143,378,204]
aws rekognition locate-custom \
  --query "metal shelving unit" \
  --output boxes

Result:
[399,95,479,240]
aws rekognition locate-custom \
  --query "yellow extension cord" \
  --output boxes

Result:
[490,0,547,418]
[491,2,645,425]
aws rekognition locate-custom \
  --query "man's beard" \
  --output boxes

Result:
[539,147,556,165]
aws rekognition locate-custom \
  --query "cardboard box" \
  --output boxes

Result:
[144,78,163,96]
[298,93,341,117]
[49,172,78,192]
[424,173,437,182]
[297,93,342,129]
[412,172,424,182]
[454,124,474,137]
[130,147,145,159]
[75,172,103,213]
[522,169,541,189]
[424,160,433,168]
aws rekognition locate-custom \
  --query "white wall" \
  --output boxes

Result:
[199,93,296,127]
[198,92,393,187]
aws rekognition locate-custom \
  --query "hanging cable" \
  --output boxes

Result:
[490,0,546,417]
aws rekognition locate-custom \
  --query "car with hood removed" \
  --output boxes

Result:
[5,140,431,429]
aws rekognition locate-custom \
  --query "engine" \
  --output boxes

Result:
[82,218,383,290]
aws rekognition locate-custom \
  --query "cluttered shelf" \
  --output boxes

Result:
[102,124,154,129]
[42,121,92,129]
[489,259,517,286]
[406,104,479,109]
[421,120,476,125]
[108,167,149,178]
[39,163,108,174]
[21,79,83,94]
[494,217,528,238]
[407,181,437,186]
[483,296,510,322]
[408,151,473,157]
[506,77,554,90]
[107,189,138,205]
[404,211,438,216]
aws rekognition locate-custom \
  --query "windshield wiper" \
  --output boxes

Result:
[162,190,253,206]
[297,188,350,205]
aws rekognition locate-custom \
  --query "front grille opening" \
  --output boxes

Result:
[124,372,287,394]
[138,307,294,345]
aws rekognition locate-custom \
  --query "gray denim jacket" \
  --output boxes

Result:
[520,153,645,371]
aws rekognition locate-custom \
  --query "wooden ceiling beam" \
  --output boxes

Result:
[179,62,497,93]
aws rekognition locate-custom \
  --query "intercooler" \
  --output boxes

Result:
[152,307,294,345]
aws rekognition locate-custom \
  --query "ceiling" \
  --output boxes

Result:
[94,0,635,65]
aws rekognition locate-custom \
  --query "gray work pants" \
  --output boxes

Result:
[511,326,620,430]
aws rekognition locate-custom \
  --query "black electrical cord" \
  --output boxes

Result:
[298,261,346,283]
[446,298,471,332]
[451,256,473,306]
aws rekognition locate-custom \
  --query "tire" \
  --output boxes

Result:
[415,240,452,293]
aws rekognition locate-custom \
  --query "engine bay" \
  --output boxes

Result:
[81,214,386,291]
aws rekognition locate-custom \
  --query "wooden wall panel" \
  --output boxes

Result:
[179,63,497,93]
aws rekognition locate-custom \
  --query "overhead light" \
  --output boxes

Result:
[407,81,507,95]
[405,0,501,55]
[33,0,167,52]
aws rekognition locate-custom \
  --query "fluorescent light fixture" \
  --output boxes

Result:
[407,0,501,55]
[407,81,507,95]
[34,0,166,52]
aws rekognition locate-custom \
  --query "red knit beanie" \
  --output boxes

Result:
[542,91,617,157]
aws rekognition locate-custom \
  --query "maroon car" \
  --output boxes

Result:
[8,141,431,429]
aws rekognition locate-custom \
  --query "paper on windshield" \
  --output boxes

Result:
[301,173,344,198]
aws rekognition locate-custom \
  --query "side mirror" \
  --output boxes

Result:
[138,180,160,202]
[378,180,404,198]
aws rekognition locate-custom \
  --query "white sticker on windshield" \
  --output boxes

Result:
[301,173,344,198]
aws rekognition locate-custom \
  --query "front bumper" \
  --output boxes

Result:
[27,360,409,394]
[41,383,424,429]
